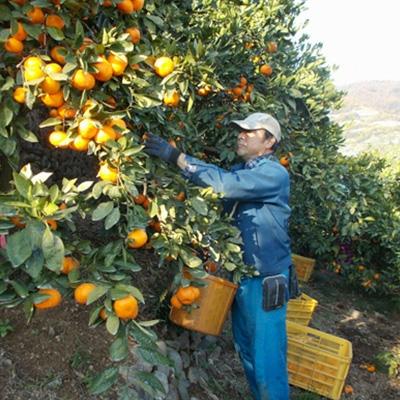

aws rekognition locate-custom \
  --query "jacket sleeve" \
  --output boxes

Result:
[181,155,288,202]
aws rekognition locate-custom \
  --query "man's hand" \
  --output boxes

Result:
[143,132,181,165]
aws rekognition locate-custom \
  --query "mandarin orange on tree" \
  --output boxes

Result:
[61,256,79,274]
[4,37,23,53]
[126,27,141,44]
[45,15,65,29]
[50,46,67,64]
[117,0,134,14]
[48,130,69,148]
[27,7,45,24]
[113,295,139,319]
[170,295,183,309]
[13,87,26,104]
[98,163,118,183]
[71,69,96,91]
[74,283,96,305]
[107,53,128,76]
[12,22,27,41]
[154,56,174,77]
[41,91,64,107]
[34,288,62,309]
[93,57,113,82]
[132,0,144,11]
[127,228,148,249]
[78,119,99,139]
[163,90,180,107]
[260,64,273,76]
[95,125,117,144]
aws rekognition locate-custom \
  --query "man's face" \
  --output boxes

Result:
[236,129,275,161]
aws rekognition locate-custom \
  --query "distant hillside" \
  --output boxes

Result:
[332,81,400,160]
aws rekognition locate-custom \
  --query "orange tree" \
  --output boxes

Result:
[0,0,399,395]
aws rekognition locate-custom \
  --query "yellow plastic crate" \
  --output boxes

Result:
[287,321,353,400]
[292,253,316,282]
[287,293,318,326]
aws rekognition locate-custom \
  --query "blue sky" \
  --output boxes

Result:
[301,0,400,85]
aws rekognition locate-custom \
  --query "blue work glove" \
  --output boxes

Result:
[144,132,181,164]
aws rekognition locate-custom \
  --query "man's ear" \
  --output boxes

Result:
[265,136,276,150]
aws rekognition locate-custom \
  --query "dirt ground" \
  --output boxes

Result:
[0,265,399,400]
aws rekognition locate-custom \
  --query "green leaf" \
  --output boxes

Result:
[132,371,166,395]
[42,229,64,272]
[179,248,202,268]
[0,106,13,127]
[87,367,119,395]
[129,322,158,349]
[10,281,29,298]
[106,314,120,335]
[105,207,120,230]
[46,27,65,41]
[92,201,114,221]
[77,181,93,192]
[12,172,31,200]
[39,118,64,128]
[25,249,44,279]
[191,197,208,216]
[87,285,108,305]
[6,229,32,267]
[110,336,129,362]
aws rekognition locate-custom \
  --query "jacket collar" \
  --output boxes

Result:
[244,153,277,169]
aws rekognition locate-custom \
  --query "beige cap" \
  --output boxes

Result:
[231,112,282,143]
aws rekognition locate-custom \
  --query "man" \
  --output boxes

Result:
[145,113,293,400]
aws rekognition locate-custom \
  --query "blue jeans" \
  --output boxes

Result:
[232,268,290,400]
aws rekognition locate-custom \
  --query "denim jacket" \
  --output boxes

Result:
[182,154,292,276]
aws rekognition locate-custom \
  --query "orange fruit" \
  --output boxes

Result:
[239,76,247,87]
[154,56,174,77]
[175,191,186,202]
[71,69,96,91]
[24,56,44,69]
[98,163,118,183]
[37,32,46,46]
[12,22,27,41]
[45,14,65,29]
[163,90,180,107]
[46,219,58,230]
[78,119,99,139]
[176,286,200,305]
[95,125,117,144]
[204,260,218,274]
[117,0,134,14]
[4,37,23,53]
[71,135,90,152]
[133,194,147,205]
[57,104,76,119]
[126,27,141,44]
[24,66,45,81]
[107,53,128,76]
[74,283,96,305]
[279,155,290,167]
[106,118,126,138]
[12,0,26,5]
[103,0,113,6]
[266,41,278,53]
[34,288,62,309]
[48,130,69,148]
[113,295,139,320]
[41,76,61,94]
[260,64,273,76]
[41,91,64,107]
[9,215,26,228]
[93,57,113,82]
[61,256,79,274]
[105,96,117,108]
[13,87,26,104]
[127,228,148,249]
[170,295,183,309]
[27,7,45,24]
[45,62,62,75]
[99,308,108,320]
[50,46,67,64]
[197,86,211,96]
[132,0,144,11]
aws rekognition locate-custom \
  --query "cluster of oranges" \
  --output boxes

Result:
[34,279,140,321]
[48,115,127,152]
[170,285,201,309]
[226,76,254,102]
[106,0,144,14]
[259,41,278,77]
[4,4,65,54]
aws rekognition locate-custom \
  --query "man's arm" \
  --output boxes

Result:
[177,154,288,202]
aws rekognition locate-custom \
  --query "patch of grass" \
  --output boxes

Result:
[70,348,91,370]
[0,319,13,337]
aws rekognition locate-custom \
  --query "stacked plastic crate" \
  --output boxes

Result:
[287,254,353,400]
